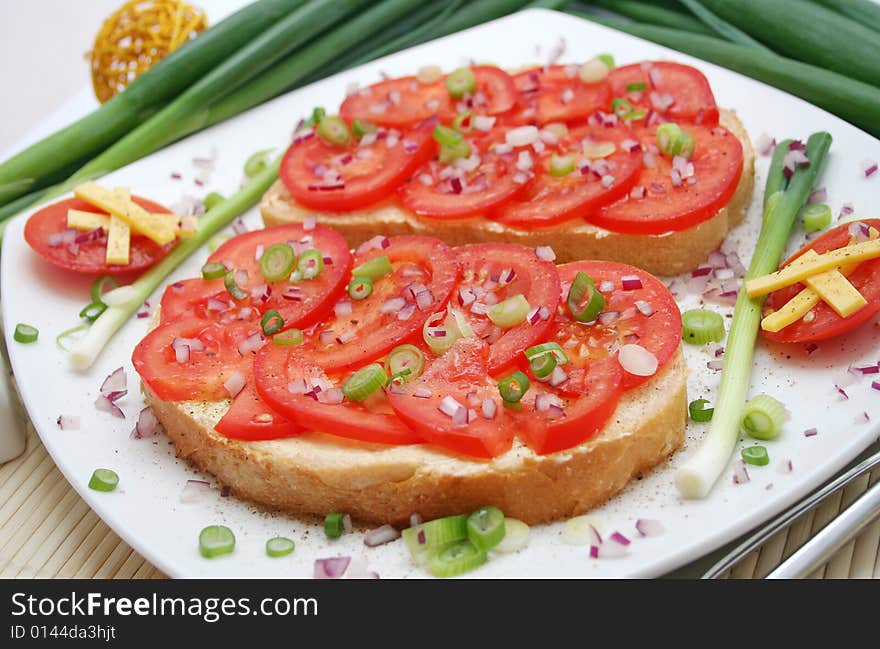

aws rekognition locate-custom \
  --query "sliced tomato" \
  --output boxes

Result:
[589,123,743,235]
[339,66,517,128]
[762,220,880,343]
[254,344,421,445]
[491,122,643,227]
[24,196,176,274]
[132,318,258,402]
[505,65,611,124]
[215,380,301,441]
[607,61,719,125]
[550,261,682,390]
[387,338,516,458]
[452,243,560,374]
[301,236,458,371]
[160,224,351,330]
[280,120,437,211]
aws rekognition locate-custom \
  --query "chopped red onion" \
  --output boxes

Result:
[171,337,204,363]
[95,394,124,419]
[620,275,643,290]
[473,115,496,131]
[336,330,356,345]
[779,459,794,474]
[809,187,827,204]
[707,360,723,371]
[803,427,818,437]
[549,366,568,387]
[237,332,265,355]
[132,407,161,439]
[288,378,309,394]
[598,310,620,326]
[409,512,422,527]
[755,133,776,157]
[834,384,849,400]
[224,372,246,399]
[413,386,432,399]
[610,531,630,546]
[839,203,854,218]
[319,331,336,345]
[805,342,819,355]
[619,344,658,376]
[481,398,497,420]
[634,300,654,317]
[56,415,80,430]
[364,524,400,547]
[180,479,211,503]
[590,540,627,559]
[334,300,353,318]
[732,460,750,485]
[100,367,127,396]
[852,364,879,374]
[862,159,878,178]
[855,411,870,424]
[314,557,351,579]
[872,380,880,391]
[629,185,646,199]
[438,395,465,418]
[380,297,407,313]
[649,91,674,111]
[282,287,303,301]
[600,174,615,188]
[635,518,664,537]
[535,245,556,261]
[506,125,539,147]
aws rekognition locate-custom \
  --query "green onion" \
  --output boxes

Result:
[466,506,506,552]
[439,140,472,164]
[55,324,88,352]
[244,149,273,178]
[741,445,770,466]
[423,308,473,355]
[550,153,576,177]
[741,394,787,440]
[352,254,392,280]
[813,0,880,33]
[316,116,352,146]
[90,276,118,305]
[597,53,615,69]
[433,125,462,147]
[224,269,248,301]
[428,539,487,578]
[567,271,605,323]
[88,468,119,492]
[13,323,39,344]
[352,118,377,138]
[385,344,425,381]
[79,302,108,323]
[675,133,832,498]
[348,276,373,300]
[324,512,348,539]
[529,351,557,378]
[387,369,413,386]
[524,342,569,369]
[445,67,477,98]
[259,243,297,281]
[681,309,726,345]
[296,249,324,280]
[588,0,716,36]
[273,328,303,346]
[802,203,832,232]
[402,514,469,566]
[208,232,232,253]
[204,192,225,210]
[266,536,296,557]
[621,108,648,122]
[689,398,715,422]
[656,122,681,156]
[305,106,327,129]
[677,0,773,51]
[261,310,285,336]
[452,112,473,131]
[342,363,388,402]
[626,81,647,92]
[487,294,531,328]
[201,261,227,280]
[612,97,633,116]
[676,132,696,158]
[199,525,236,558]
[498,371,530,404]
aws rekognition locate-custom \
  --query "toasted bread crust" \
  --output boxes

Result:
[146,346,687,525]
[261,109,754,276]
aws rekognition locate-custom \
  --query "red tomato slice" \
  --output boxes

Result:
[762,220,880,343]
[215,380,301,441]
[280,120,437,211]
[387,338,516,458]
[506,65,611,124]
[339,66,517,128]
[589,123,743,235]
[301,236,458,371]
[254,344,421,445]
[132,318,258,402]
[608,61,719,125]
[491,122,643,227]
[452,243,560,374]
[159,224,352,330]
[24,196,176,274]
[551,261,682,390]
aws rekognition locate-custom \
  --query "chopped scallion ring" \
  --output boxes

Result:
[244,149,272,178]
[79,302,108,323]
[681,309,725,345]
[224,269,248,300]
[317,116,352,146]
[802,203,832,232]
[524,342,569,365]
[201,261,227,280]
[199,525,235,558]
[259,243,296,282]
[352,255,392,281]
[385,344,425,381]
[656,122,695,158]
[740,394,787,441]
[466,506,506,552]
[90,275,118,304]
[266,536,295,558]
[324,512,347,539]
[550,153,576,177]
[567,271,605,323]
[352,119,377,139]
[612,97,633,116]
[386,368,413,386]
[428,539,487,578]
[626,81,647,92]
[529,352,557,378]
[445,67,476,98]
[741,445,770,466]
[488,294,531,328]
[621,108,648,122]
[597,53,615,69]
[348,276,373,300]
[452,112,473,131]
[296,249,324,280]
[204,192,225,210]
[498,370,530,404]
[88,468,118,492]
[342,363,387,402]
[260,310,284,336]
[689,398,715,422]
[439,140,471,164]
[273,328,303,347]
[433,124,463,147]
[13,323,39,344]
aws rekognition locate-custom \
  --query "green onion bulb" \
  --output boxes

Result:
[802,203,832,232]
[352,255,392,281]
[317,116,352,146]
[342,363,387,402]
[681,309,726,345]
[740,394,787,441]
[199,525,235,558]
[13,323,39,344]
[488,294,531,328]
[88,468,118,492]
[445,67,477,98]
[259,243,297,282]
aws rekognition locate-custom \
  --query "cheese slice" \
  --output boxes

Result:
[746,238,880,297]
[803,262,867,318]
[105,215,131,265]
[67,209,110,231]
[73,182,177,245]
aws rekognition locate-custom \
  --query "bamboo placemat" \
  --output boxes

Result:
[1,374,878,579]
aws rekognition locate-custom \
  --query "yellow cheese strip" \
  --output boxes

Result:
[105,216,130,265]
[805,270,867,318]
[67,209,111,231]
[73,182,177,245]
[746,238,880,297]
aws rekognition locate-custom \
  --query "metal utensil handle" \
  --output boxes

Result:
[766,479,880,579]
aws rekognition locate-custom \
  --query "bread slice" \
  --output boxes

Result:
[261,109,754,276]
[144,343,687,526]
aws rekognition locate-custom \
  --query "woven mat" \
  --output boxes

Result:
[2,380,878,579]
